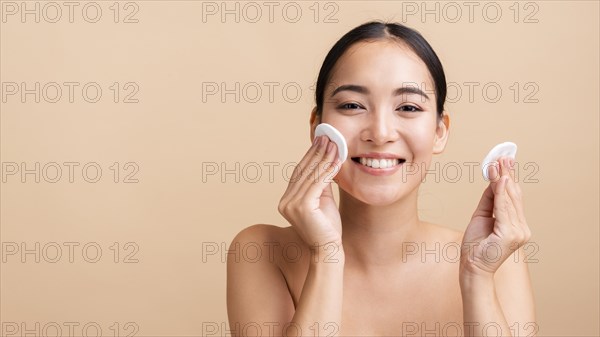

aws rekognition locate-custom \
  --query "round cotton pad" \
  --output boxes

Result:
[314,123,348,163]
[481,142,518,180]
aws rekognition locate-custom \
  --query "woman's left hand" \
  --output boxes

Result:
[460,156,532,278]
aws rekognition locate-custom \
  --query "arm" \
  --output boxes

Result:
[227,225,295,336]
[494,246,537,336]
[460,247,536,337]
[227,225,345,337]
[228,136,345,336]
[290,243,345,337]
[460,157,535,336]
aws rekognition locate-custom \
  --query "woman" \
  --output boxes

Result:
[227,21,535,337]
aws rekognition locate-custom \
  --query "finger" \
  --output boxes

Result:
[504,169,528,226]
[297,139,340,200]
[507,157,526,219]
[489,157,511,195]
[498,158,524,226]
[498,160,533,251]
[515,178,523,195]
[295,140,338,203]
[320,177,336,200]
[283,136,329,198]
[290,136,326,182]
[500,156,511,179]
[505,192,522,229]
[472,184,494,220]
[507,157,516,182]
[476,158,503,218]
[487,160,501,183]
[501,173,531,246]
[282,137,319,197]
[492,175,512,227]
[318,168,340,208]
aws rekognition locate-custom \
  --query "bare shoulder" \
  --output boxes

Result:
[227,224,299,325]
[230,223,287,245]
[230,224,301,247]
[229,224,306,266]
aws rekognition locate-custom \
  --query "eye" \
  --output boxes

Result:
[338,102,363,110]
[397,105,422,113]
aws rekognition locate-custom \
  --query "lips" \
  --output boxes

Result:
[350,152,407,170]
[352,157,405,168]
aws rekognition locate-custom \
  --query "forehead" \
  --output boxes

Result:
[326,39,434,95]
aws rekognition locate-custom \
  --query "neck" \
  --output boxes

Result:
[338,188,424,270]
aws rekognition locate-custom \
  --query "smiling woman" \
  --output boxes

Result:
[227,21,535,337]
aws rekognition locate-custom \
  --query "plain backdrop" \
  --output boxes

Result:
[1,1,598,336]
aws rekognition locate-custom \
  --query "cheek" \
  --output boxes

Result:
[319,116,359,150]
[404,124,436,157]
[320,114,353,130]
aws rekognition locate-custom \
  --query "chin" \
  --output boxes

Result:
[339,183,409,207]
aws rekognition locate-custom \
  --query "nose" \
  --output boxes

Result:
[361,109,399,146]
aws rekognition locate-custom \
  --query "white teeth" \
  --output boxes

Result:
[357,158,400,169]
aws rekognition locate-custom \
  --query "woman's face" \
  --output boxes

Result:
[313,39,449,206]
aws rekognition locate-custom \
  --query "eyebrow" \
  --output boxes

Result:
[330,84,430,100]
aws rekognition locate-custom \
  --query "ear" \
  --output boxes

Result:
[309,107,321,142]
[433,112,450,154]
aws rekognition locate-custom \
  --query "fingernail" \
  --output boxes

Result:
[313,137,319,146]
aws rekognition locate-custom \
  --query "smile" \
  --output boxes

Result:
[351,157,406,169]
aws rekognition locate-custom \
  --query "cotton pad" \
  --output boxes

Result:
[482,142,518,180]
[314,123,348,163]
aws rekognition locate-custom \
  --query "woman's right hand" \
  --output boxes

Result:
[278,135,343,250]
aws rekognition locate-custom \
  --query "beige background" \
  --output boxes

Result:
[1,1,598,336]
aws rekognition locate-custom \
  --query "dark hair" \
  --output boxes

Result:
[315,21,447,119]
